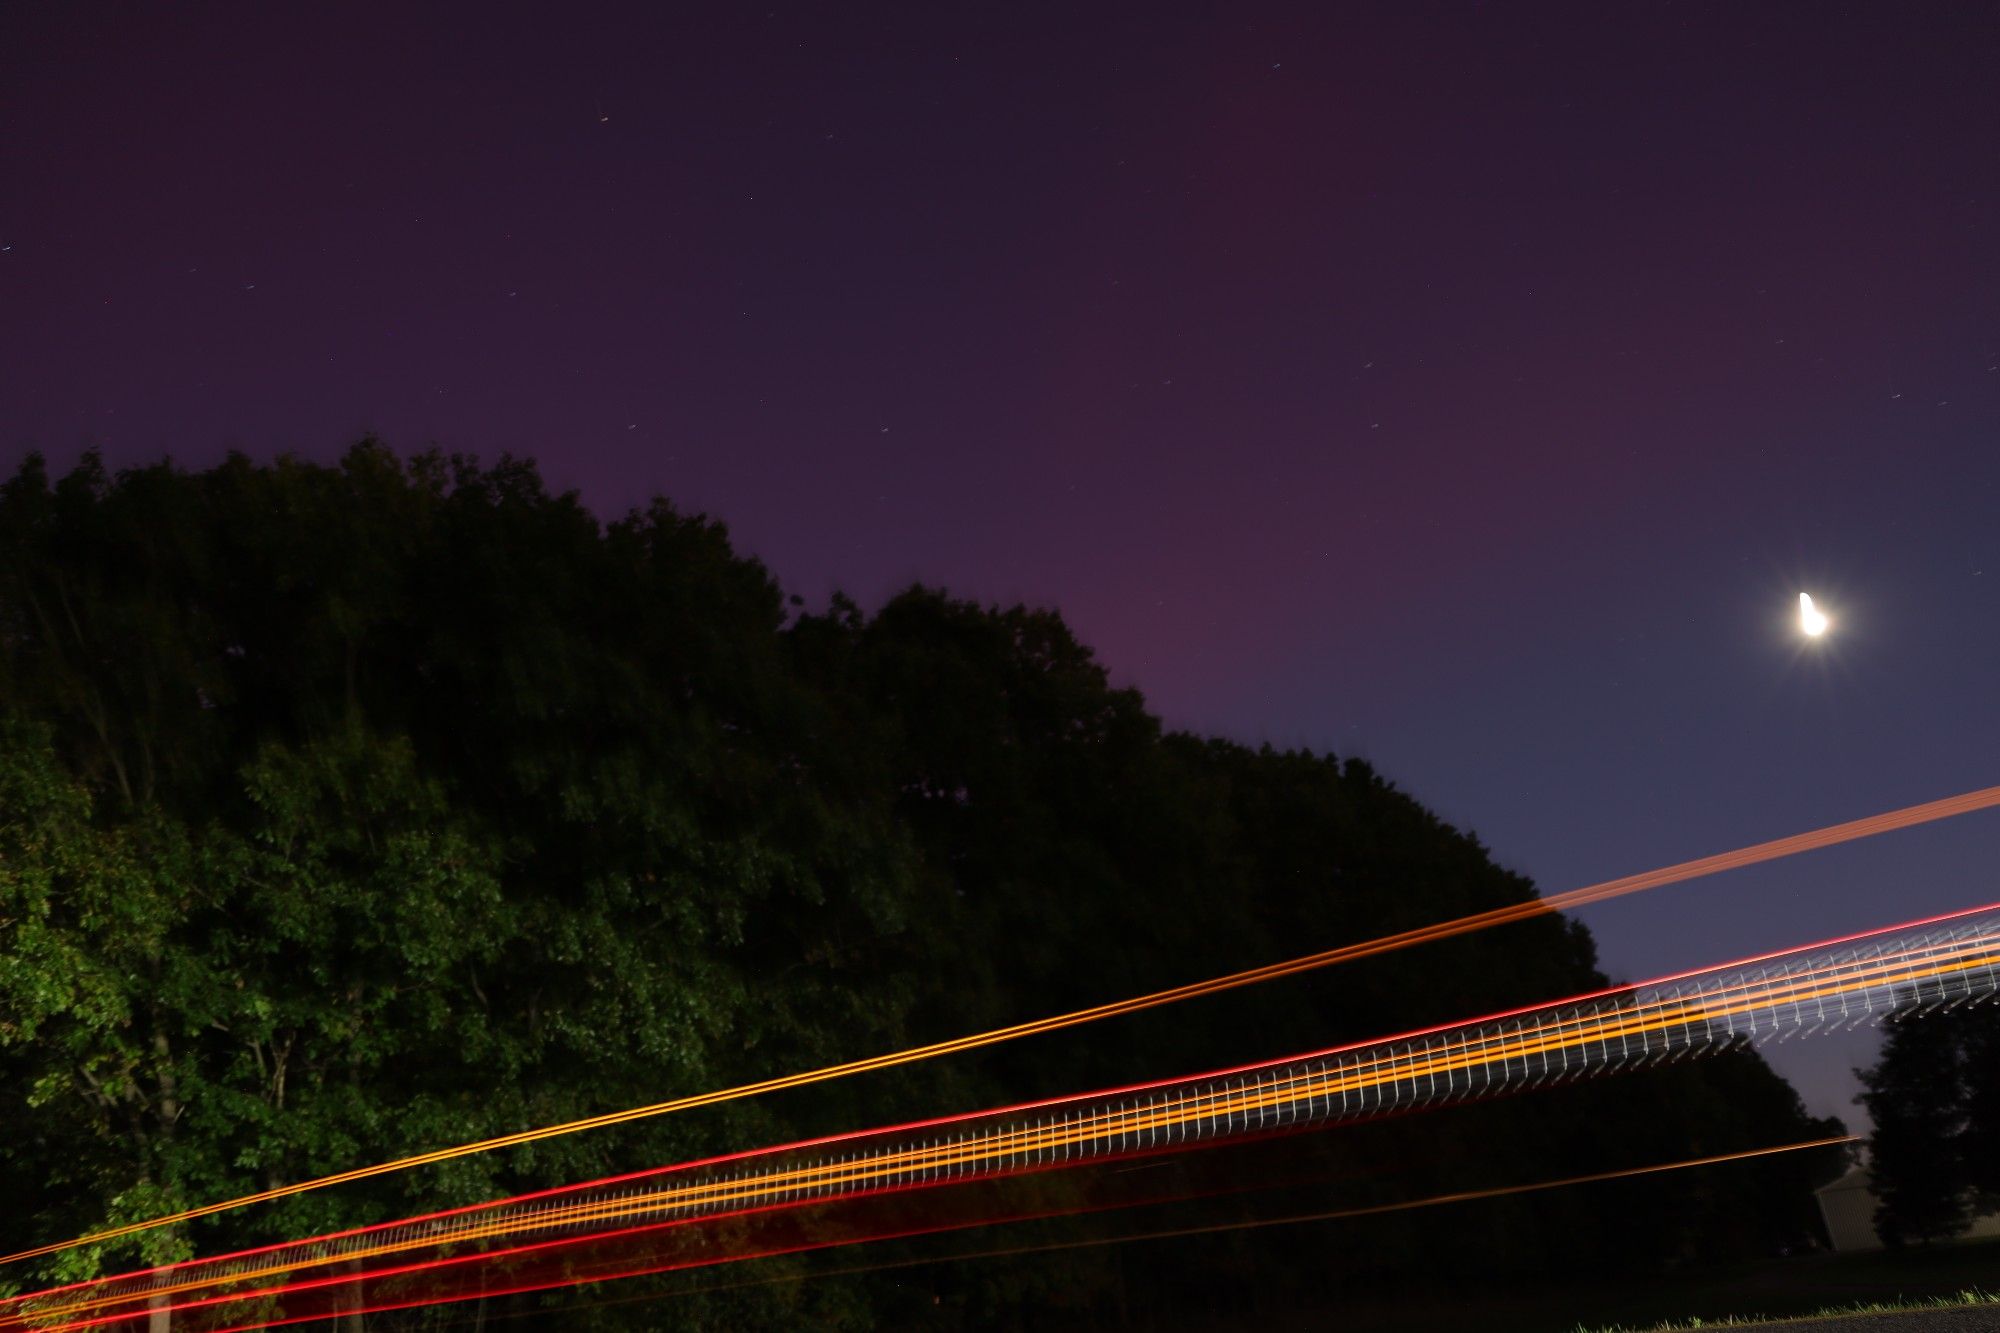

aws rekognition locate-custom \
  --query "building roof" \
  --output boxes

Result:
[1815,1164,1874,1197]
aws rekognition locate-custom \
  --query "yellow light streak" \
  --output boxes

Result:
[643,1134,1863,1310]
[20,938,1988,1327]
[38,1134,1867,1333]
[14,934,1983,1330]
[13,783,1994,1269]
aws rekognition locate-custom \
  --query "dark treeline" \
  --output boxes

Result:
[1860,1004,2000,1248]
[1,446,1846,1327]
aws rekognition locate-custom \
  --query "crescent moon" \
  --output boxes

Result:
[1799,593,1829,637]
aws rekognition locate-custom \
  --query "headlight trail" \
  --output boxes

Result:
[0,930,1952,1323]
[592,1133,1861,1320]
[137,1136,1880,1333]
[14,913,1994,1327]
[7,781,1995,1270]
[9,904,1993,1333]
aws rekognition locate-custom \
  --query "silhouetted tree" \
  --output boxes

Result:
[1963,1006,2000,1208]
[1859,1009,1974,1246]
[0,446,1850,1326]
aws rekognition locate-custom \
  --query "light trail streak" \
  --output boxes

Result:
[627,1134,1863,1313]
[26,1136,1865,1333]
[8,780,1994,1269]
[14,915,1993,1327]
[0,939,1925,1325]
[10,906,1992,1332]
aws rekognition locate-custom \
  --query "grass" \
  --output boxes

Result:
[1549,1235,2000,1333]
[1577,1286,2000,1331]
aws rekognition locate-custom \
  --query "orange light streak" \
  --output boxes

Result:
[651,1134,1863,1307]
[12,928,1983,1330]
[34,1135,1866,1333]
[6,781,1995,1270]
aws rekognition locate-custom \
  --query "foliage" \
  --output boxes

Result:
[1858,1002,2000,1246]
[0,446,1846,1325]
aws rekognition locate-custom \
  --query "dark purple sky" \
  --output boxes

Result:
[5,2,1998,1126]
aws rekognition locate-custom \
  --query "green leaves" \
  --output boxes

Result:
[0,448,1846,1323]
[0,720,519,1268]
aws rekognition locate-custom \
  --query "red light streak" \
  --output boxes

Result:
[10,781,1992,1269]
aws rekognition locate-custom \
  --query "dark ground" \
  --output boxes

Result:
[1242,1235,2000,1332]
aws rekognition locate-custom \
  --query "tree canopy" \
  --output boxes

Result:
[0,446,1846,1327]
[1859,1002,2000,1247]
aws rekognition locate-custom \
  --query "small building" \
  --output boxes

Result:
[1815,1164,1883,1251]
[1814,1164,2000,1252]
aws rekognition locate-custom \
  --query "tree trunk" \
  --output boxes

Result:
[339,1257,366,1332]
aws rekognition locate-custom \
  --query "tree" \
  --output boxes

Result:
[1962,1004,2000,1208]
[0,722,206,1283]
[1,447,1850,1326]
[1859,1009,1973,1246]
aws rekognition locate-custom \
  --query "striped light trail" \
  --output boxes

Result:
[637,1133,1859,1314]
[10,780,1996,1269]
[11,902,1996,1333]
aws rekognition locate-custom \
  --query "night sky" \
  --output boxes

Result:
[5,3,1998,1128]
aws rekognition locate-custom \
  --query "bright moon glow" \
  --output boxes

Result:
[1799,592,1829,637]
